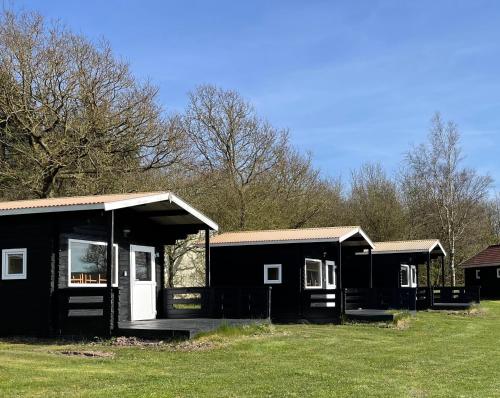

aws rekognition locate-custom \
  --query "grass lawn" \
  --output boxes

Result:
[1,302,499,398]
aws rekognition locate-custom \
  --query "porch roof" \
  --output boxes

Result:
[210,226,375,248]
[373,239,446,256]
[0,192,218,230]
[460,245,500,268]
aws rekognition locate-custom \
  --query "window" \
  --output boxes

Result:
[476,269,480,280]
[326,260,336,289]
[264,264,282,284]
[411,265,417,287]
[68,239,118,287]
[400,265,410,287]
[2,249,27,280]
[305,258,322,289]
[497,268,500,279]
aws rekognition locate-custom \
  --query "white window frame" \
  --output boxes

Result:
[497,268,500,279]
[2,248,27,280]
[325,260,336,289]
[304,258,323,289]
[400,264,410,287]
[68,239,119,287]
[263,264,282,284]
[476,269,480,280]
[410,265,417,287]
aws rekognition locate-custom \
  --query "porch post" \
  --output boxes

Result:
[104,210,115,337]
[205,228,211,287]
[426,252,431,288]
[338,242,343,314]
[369,248,373,288]
[441,255,445,287]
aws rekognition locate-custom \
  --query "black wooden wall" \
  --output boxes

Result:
[210,242,341,321]
[464,267,500,299]
[0,213,53,336]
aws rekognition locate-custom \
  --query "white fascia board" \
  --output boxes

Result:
[429,241,447,257]
[0,203,104,216]
[104,193,171,211]
[339,227,375,249]
[211,238,339,247]
[104,192,219,231]
[168,193,219,231]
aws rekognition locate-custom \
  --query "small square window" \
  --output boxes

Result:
[264,264,282,284]
[476,269,480,280]
[2,249,27,280]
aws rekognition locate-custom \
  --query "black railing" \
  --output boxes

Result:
[163,287,271,319]
[344,288,417,311]
[432,286,480,305]
[57,287,119,336]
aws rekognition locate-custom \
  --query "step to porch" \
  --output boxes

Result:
[344,309,413,322]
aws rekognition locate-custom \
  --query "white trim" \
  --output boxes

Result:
[325,260,336,289]
[263,264,282,284]
[0,204,103,216]
[338,227,375,249]
[304,258,323,289]
[67,239,118,287]
[410,265,417,288]
[211,227,375,248]
[476,269,480,280]
[310,302,335,308]
[497,268,500,279]
[311,293,336,299]
[0,192,219,231]
[429,241,447,257]
[2,248,27,280]
[212,238,341,247]
[400,264,410,287]
[168,193,219,231]
[104,193,171,211]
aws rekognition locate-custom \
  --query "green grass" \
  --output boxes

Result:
[1,302,500,397]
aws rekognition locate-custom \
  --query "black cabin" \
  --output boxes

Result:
[0,192,218,336]
[209,227,374,322]
[462,245,500,299]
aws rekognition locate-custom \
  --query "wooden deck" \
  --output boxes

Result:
[431,302,474,310]
[118,318,267,339]
[344,309,413,322]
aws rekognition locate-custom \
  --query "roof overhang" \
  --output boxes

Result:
[461,262,500,269]
[210,227,375,249]
[0,192,218,231]
[371,240,447,256]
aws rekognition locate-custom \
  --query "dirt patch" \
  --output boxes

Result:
[109,336,223,352]
[57,350,115,358]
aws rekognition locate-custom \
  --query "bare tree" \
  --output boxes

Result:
[183,85,287,229]
[0,10,185,199]
[401,113,492,285]
[348,163,406,241]
[164,234,205,288]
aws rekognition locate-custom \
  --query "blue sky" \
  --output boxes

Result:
[11,1,500,191]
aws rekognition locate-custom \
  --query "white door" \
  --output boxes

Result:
[130,245,156,321]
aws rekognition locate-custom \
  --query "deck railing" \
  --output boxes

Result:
[344,288,417,311]
[56,287,119,336]
[163,287,271,319]
[432,286,480,305]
